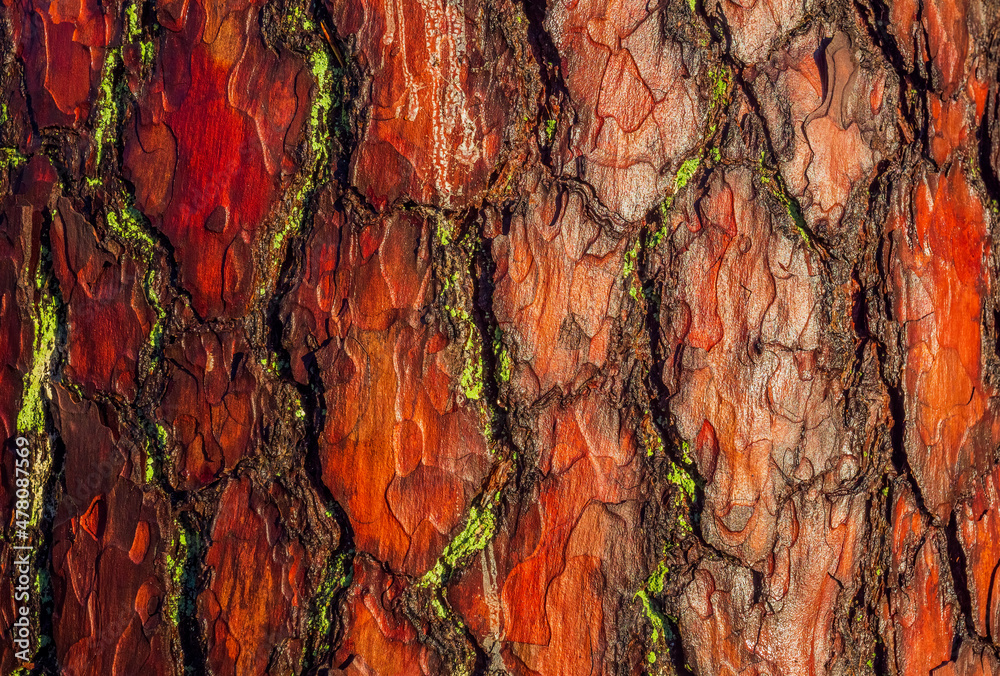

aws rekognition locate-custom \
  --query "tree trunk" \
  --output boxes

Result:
[2,0,1000,673]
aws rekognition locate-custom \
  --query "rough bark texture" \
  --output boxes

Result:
[2,0,1000,674]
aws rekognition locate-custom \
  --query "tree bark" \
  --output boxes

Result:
[2,0,1000,674]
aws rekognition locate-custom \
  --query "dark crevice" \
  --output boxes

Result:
[853,0,932,158]
[268,215,356,671]
[944,511,987,643]
[174,509,209,676]
[978,60,1000,211]
[23,194,65,676]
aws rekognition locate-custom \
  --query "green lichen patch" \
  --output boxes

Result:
[17,268,59,531]
[622,238,642,300]
[17,292,57,436]
[494,327,513,384]
[105,205,158,260]
[667,461,696,501]
[90,49,123,176]
[164,520,200,629]
[434,216,491,407]
[261,33,343,306]
[545,117,557,142]
[142,423,169,484]
[89,0,155,183]
[303,548,354,669]
[708,66,731,107]
[1,146,27,170]
[756,150,825,255]
[268,47,333,256]
[674,157,701,191]
[103,199,168,366]
[635,589,668,643]
[420,498,499,589]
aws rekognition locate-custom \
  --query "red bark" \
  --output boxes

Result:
[2,0,1000,673]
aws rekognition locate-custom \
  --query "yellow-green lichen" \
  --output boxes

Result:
[269,45,334,261]
[1,147,27,170]
[106,205,167,358]
[125,2,142,42]
[667,461,695,501]
[647,559,669,595]
[545,118,557,142]
[708,66,731,105]
[304,548,353,666]
[106,206,157,260]
[679,440,693,464]
[91,50,122,175]
[491,327,513,384]
[143,423,169,483]
[436,218,455,247]
[674,157,701,191]
[17,292,58,435]
[164,523,198,628]
[622,238,642,299]
[497,346,512,383]
[635,589,667,643]
[420,500,499,588]
[453,310,483,400]
[757,150,816,249]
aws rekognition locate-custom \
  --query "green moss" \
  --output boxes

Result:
[106,205,167,362]
[648,156,703,252]
[649,202,672,251]
[140,41,155,67]
[143,423,169,483]
[756,150,816,249]
[645,430,664,458]
[309,51,333,142]
[622,239,640,278]
[413,497,495,676]
[448,307,483,400]
[490,326,513,384]
[622,238,642,299]
[497,346,512,383]
[287,4,317,31]
[430,594,449,619]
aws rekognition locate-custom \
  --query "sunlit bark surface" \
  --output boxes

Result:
[2,0,1000,673]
